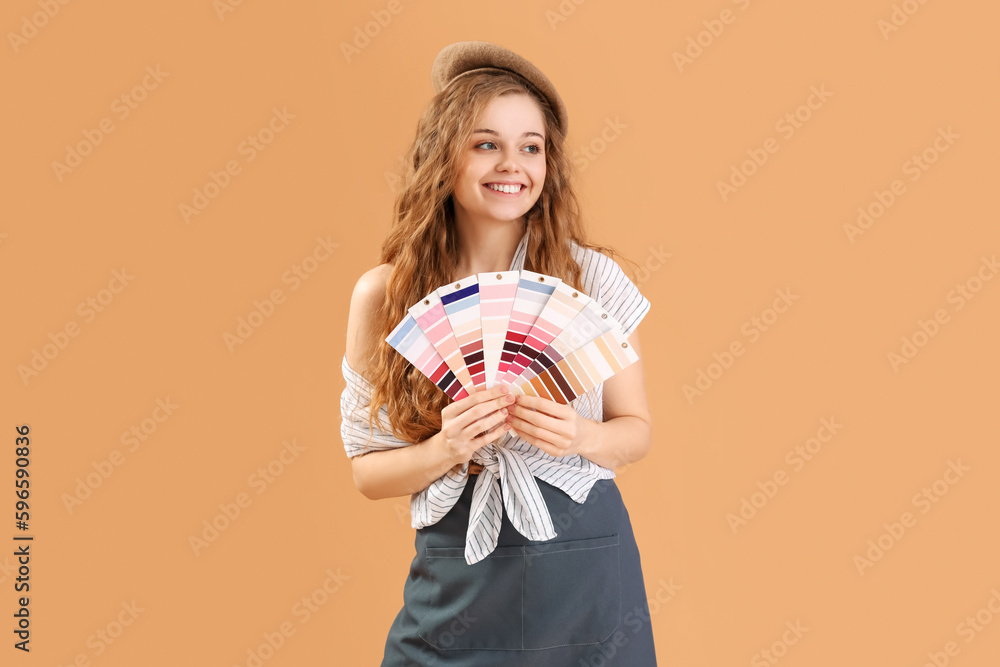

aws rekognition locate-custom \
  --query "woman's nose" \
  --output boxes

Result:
[496,149,520,172]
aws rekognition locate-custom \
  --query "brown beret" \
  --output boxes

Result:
[430,40,568,134]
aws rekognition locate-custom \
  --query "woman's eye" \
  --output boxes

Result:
[474,141,541,153]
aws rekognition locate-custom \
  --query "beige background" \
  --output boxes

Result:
[3,0,998,665]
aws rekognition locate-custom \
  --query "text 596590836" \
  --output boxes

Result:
[13,424,32,652]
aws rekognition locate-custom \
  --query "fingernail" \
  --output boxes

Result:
[506,394,515,402]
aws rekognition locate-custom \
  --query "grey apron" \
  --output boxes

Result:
[380,473,658,666]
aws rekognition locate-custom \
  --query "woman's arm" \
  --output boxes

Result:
[344,265,512,500]
[350,432,459,500]
[578,329,653,469]
[344,266,453,499]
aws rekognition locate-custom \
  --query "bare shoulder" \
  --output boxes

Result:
[345,263,394,376]
[352,262,393,302]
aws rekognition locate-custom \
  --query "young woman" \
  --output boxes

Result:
[342,40,658,666]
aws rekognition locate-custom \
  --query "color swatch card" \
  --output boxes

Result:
[477,271,520,389]
[515,298,618,387]
[437,275,485,390]
[498,279,590,387]
[407,291,475,392]
[386,270,638,401]
[497,270,560,384]
[511,325,638,404]
[385,313,470,401]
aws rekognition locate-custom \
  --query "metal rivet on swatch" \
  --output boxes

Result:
[572,292,579,298]
[424,299,430,305]
[496,274,502,279]
[622,342,628,348]
[601,313,608,319]
[538,276,545,282]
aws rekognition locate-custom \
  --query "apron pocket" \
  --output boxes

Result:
[417,542,526,651]
[523,533,621,649]
[416,533,621,652]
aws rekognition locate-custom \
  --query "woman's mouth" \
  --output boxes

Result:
[484,183,525,196]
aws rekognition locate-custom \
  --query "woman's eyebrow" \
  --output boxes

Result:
[472,128,545,140]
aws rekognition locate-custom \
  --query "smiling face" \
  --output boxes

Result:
[451,93,547,229]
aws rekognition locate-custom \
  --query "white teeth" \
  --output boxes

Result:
[488,183,522,193]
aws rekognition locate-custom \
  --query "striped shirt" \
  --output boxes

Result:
[340,229,651,564]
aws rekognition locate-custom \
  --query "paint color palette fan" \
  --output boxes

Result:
[385,270,638,404]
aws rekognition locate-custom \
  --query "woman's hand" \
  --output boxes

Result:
[502,394,597,459]
[438,385,515,466]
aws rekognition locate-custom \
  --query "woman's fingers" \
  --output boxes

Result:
[472,414,512,447]
[447,384,510,414]
[442,384,517,445]
[458,387,516,427]
[468,394,516,437]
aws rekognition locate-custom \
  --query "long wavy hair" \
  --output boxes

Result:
[363,68,639,445]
